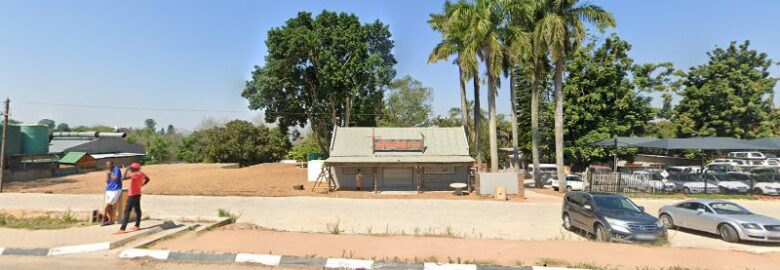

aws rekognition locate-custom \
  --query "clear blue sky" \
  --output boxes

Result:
[1,0,778,130]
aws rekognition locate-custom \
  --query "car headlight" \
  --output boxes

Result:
[741,223,763,230]
[604,217,631,233]
[656,221,664,228]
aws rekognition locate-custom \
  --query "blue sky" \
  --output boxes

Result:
[1,0,778,130]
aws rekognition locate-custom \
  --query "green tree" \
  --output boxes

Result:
[378,75,434,127]
[145,135,171,164]
[38,119,55,130]
[144,119,157,131]
[534,0,615,192]
[242,11,396,155]
[166,124,175,135]
[429,1,472,145]
[55,123,70,132]
[286,132,322,162]
[675,41,778,139]
[203,120,291,167]
[177,130,210,163]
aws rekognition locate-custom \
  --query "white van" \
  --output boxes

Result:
[727,152,766,160]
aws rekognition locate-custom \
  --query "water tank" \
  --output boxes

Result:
[19,124,50,154]
[0,124,22,155]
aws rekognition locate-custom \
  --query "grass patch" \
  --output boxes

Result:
[326,220,342,234]
[570,262,618,270]
[217,209,240,224]
[0,211,85,230]
[538,257,568,267]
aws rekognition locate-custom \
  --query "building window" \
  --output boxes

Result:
[425,166,455,175]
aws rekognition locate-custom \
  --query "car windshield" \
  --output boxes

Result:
[709,202,751,215]
[566,176,582,182]
[593,196,641,213]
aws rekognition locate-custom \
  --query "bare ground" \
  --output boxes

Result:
[5,163,524,201]
[152,228,779,270]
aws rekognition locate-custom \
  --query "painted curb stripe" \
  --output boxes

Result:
[120,249,171,260]
[280,255,328,266]
[0,247,4,255]
[235,253,282,265]
[0,248,50,256]
[326,258,375,269]
[424,263,478,270]
[167,251,237,262]
[374,262,424,270]
[531,267,585,270]
[49,242,111,256]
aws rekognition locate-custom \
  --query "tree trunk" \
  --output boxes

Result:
[344,97,352,127]
[531,71,542,188]
[473,72,482,193]
[554,57,567,193]
[458,65,471,146]
[486,58,499,173]
[509,69,520,172]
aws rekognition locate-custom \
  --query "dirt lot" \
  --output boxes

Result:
[152,225,780,270]
[5,163,523,201]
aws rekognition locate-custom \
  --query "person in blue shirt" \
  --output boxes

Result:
[102,161,122,226]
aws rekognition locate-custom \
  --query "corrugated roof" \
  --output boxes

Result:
[59,152,89,164]
[326,127,474,164]
[50,139,93,153]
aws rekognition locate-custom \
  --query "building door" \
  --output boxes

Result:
[382,167,414,188]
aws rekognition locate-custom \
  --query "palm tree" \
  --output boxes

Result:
[428,2,471,146]
[458,0,505,173]
[535,0,615,192]
[502,0,533,172]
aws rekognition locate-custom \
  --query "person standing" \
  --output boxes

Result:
[114,163,150,234]
[102,161,122,226]
[355,169,363,191]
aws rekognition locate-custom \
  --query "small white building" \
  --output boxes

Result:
[324,127,474,192]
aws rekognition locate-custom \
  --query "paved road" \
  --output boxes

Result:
[0,256,304,270]
[2,192,780,252]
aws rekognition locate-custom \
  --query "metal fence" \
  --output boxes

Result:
[585,170,780,196]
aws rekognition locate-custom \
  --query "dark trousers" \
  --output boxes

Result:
[120,195,142,230]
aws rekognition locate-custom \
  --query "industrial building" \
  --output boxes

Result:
[324,127,474,191]
[49,132,146,168]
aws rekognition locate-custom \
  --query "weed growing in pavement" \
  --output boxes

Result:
[538,257,568,267]
[326,220,342,234]
[425,256,439,263]
[340,249,356,259]
[217,209,240,224]
[514,260,525,266]
[635,267,694,270]
[464,259,496,265]
[305,254,317,258]
[366,226,372,234]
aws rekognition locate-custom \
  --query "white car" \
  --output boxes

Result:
[751,168,780,195]
[666,173,720,194]
[548,175,585,191]
[710,159,747,167]
[703,171,751,193]
[621,170,676,192]
[728,152,766,160]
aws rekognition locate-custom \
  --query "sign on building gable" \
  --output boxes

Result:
[374,139,424,152]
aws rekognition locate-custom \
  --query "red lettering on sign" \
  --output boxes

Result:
[374,139,424,151]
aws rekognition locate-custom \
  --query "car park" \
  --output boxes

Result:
[562,192,665,243]
[659,199,780,243]
[548,175,585,191]
[666,173,720,194]
[751,168,780,195]
[620,170,676,192]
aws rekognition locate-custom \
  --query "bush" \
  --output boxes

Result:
[178,120,292,166]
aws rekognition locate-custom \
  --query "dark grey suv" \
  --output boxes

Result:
[562,192,666,243]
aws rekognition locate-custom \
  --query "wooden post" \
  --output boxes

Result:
[0,98,9,193]
[373,167,378,193]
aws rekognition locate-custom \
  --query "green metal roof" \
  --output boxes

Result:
[59,152,90,164]
[326,127,474,164]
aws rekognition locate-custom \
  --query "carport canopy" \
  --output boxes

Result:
[593,137,780,150]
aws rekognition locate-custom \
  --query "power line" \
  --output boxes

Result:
[17,101,389,116]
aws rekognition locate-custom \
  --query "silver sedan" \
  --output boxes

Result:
[658,199,780,243]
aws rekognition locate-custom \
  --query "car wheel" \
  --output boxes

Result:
[594,224,611,242]
[660,214,675,230]
[552,187,559,191]
[718,224,740,243]
[683,187,691,194]
[566,186,572,192]
[562,213,573,231]
[719,187,728,194]
[753,187,764,195]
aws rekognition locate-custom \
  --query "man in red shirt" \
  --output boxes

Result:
[115,163,150,234]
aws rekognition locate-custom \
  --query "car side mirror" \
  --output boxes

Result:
[638,206,645,212]
[583,205,593,211]
[697,208,705,214]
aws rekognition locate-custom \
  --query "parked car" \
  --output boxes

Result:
[728,152,766,160]
[562,192,665,243]
[751,168,780,195]
[703,171,751,193]
[620,170,676,192]
[765,159,780,167]
[666,173,720,194]
[548,175,585,191]
[659,199,780,243]
[710,159,747,167]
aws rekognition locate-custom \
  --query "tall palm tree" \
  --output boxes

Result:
[458,0,505,173]
[502,0,533,173]
[535,0,615,192]
[428,2,471,146]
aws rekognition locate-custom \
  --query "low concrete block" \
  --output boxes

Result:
[1,248,50,256]
[120,249,171,260]
[279,255,328,266]
[167,251,237,262]
[49,242,111,256]
[326,258,374,269]
[373,262,424,270]
[234,253,282,266]
[424,262,478,270]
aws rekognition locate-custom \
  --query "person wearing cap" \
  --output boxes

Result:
[115,163,150,234]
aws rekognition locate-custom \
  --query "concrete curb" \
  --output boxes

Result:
[117,248,586,270]
[0,225,164,257]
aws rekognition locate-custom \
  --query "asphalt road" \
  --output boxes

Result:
[0,256,304,270]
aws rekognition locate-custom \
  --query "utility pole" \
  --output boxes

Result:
[0,98,9,193]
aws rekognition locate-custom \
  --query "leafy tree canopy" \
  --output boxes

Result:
[242,10,397,154]
[178,120,291,167]
[675,41,778,139]
[378,75,434,127]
